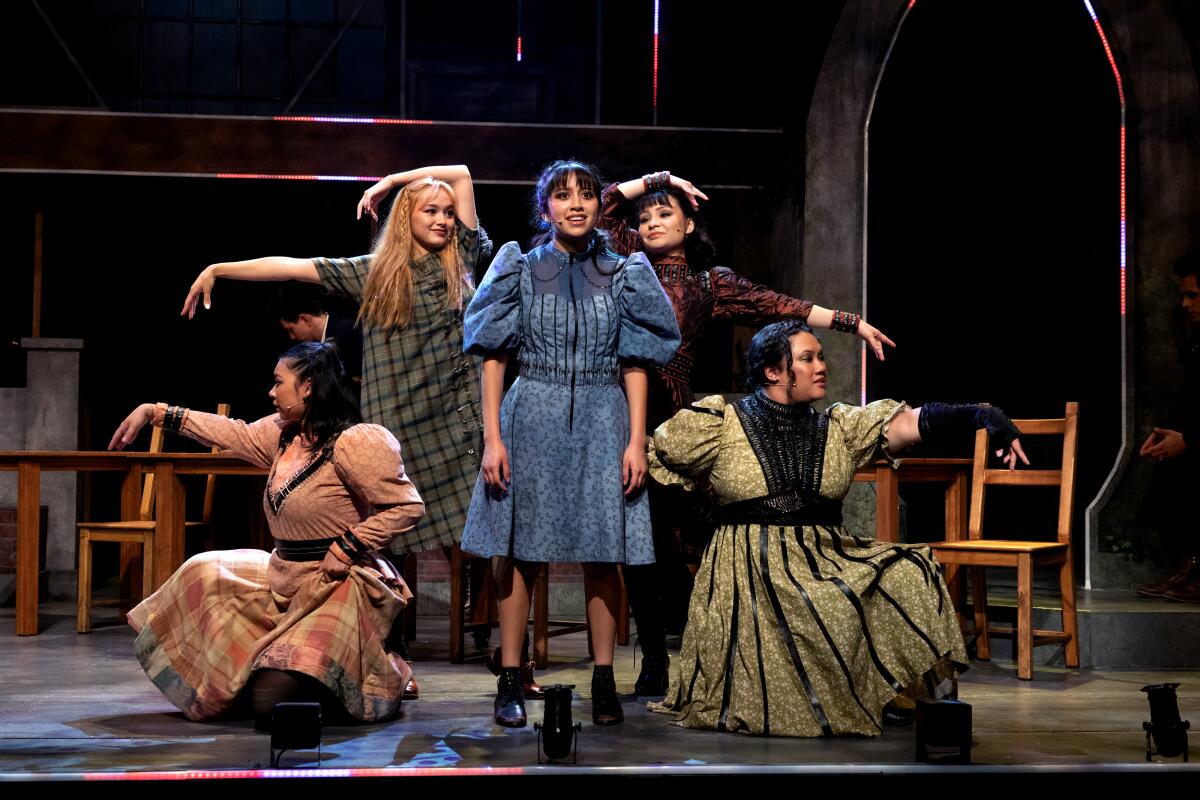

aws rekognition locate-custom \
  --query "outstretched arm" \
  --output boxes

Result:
[182,257,320,318]
[357,164,477,229]
[886,403,1029,470]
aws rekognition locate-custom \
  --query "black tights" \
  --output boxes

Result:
[247,669,345,727]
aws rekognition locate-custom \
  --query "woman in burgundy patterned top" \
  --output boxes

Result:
[601,172,895,695]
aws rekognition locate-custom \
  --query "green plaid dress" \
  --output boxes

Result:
[314,224,491,553]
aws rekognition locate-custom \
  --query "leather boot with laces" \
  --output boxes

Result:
[1137,555,1200,598]
[634,653,670,697]
[494,667,527,728]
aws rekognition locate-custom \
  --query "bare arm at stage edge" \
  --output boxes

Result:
[181,257,320,319]
[608,172,895,360]
[356,164,478,230]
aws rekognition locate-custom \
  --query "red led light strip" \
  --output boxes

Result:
[1082,0,1127,315]
[216,173,383,182]
[272,116,433,125]
[653,0,660,109]
[81,767,526,781]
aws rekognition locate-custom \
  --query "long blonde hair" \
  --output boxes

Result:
[358,178,469,330]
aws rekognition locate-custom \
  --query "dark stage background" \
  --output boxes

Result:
[0,1,1137,561]
[868,0,1122,548]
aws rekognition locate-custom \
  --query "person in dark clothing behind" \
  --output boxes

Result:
[1137,251,1200,601]
[269,283,364,395]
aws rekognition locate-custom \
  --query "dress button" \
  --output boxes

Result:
[450,351,460,359]
[467,448,476,455]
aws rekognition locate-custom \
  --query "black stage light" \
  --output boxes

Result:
[915,697,972,764]
[534,684,581,763]
[1142,683,1191,762]
[270,701,323,768]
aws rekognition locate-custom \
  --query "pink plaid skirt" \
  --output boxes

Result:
[127,548,412,722]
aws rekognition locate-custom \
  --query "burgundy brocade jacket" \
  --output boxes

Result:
[601,184,815,429]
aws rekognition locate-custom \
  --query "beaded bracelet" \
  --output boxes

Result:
[162,405,185,432]
[830,310,861,334]
[642,170,670,194]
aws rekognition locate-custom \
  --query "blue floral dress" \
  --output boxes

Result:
[461,238,681,564]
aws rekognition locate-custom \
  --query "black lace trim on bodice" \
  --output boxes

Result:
[265,432,340,515]
[732,391,828,495]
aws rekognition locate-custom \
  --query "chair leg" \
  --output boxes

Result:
[402,553,417,643]
[449,546,464,663]
[76,532,92,634]
[1016,553,1034,680]
[971,567,991,661]
[1059,557,1080,669]
[141,533,155,603]
[533,564,549,669]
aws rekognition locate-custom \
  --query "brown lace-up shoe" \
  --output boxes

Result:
[1137,556,1199,598]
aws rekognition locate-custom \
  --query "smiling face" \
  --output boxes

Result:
[763,331,827,405]
[637,194,694,259]
[544,174,599,252]
[409,186,456,255]
[268,359,311,421]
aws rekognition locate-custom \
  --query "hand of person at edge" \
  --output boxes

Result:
[182,266,216,318]
[357,176,394,222]
[668,176,710,210]
[1140,427,1187,461]
[108,403,156,451]
[320,548,351,581]
[997,437,1030,470]
[857,319,896,361]
[481,439,511,495]
[623,440,648,496]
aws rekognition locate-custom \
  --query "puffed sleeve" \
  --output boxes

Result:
[172,410,281,470]
[827,399,909,471]
[648,394,727,491]
[710,267,814,324]
[463,241,525,356]
[332,424,425,551]
[313,254,373,302]
[617,252,681,367]
[599,183,641,257]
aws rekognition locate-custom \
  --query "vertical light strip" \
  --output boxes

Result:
[1079,0,1129,590]
[516,0,523,62]
[1083,0,1127,315]
[653,0,660,120]
[861,0,919,405]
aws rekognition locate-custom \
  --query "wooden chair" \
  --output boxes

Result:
[927,402,1079,680]
[76,404,229,633]
[446,549,630,668]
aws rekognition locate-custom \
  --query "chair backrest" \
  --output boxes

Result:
[967,402,1079,545]
[138,404,231,523]
[137,424,166,521]
[200,403,231,525]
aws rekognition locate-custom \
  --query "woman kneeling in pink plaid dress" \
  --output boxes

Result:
[111,342,424,726]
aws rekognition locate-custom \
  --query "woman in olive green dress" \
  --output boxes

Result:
[648,320,1026,737]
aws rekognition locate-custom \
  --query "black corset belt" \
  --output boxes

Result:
[274,537,338,562]
[715,490,843,528]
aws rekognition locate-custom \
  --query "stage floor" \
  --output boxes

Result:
[1,601,1197,775]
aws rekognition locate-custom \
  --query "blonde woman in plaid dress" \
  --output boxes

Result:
[112,342,424,724]
[183,165,491,559]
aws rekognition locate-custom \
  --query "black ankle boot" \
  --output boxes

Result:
[494,667,527,728]
[591,665,624,726]
[634,653,670,697]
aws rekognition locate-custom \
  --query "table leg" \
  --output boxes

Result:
[16,461,41,636]
[153,463,185,591]
[119,467,142,603]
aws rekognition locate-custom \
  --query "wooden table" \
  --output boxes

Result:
[854,457,973,543]
[0,451,266,636]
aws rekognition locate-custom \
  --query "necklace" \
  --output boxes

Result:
[531,256,565,282]
[579,258,617,289]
